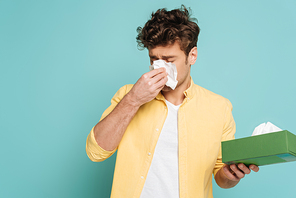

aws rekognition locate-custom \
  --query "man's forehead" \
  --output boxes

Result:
[148,42,182,57]
[149,50,179,59]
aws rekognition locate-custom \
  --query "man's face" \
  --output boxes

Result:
[148,41,197,91]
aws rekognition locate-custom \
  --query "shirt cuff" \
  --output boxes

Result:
[86,127,117,162]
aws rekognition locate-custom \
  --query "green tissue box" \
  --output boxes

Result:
[222,130,296,166]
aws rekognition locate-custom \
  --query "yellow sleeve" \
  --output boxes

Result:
[86,127,117,162]
[85,84,133,162]
[213,99,236,176]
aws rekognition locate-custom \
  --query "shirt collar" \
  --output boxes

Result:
[155,92,165,101]
[183,77,194,99]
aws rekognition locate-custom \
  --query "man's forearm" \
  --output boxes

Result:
[93,68,167,151]
[93,92,140,151]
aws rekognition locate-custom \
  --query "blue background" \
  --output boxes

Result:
[1,0,295,197]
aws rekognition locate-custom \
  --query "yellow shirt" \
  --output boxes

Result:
[86,79,236,198]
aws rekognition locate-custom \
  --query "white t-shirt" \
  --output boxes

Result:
[140,100,181,198]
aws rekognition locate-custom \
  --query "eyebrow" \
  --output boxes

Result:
[149,55,176,59]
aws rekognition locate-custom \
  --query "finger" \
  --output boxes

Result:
[149,70,168,85]
[154,76,168,90]
[230,164,245,179]
[145,67,166,79]
[249,165,259,172]
[223,165,240,181]
[140,69,166,88]
[237,163,251,174]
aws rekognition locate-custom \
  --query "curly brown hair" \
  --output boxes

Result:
[136,5,200,56]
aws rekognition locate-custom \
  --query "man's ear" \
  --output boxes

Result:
[188,47,198,65]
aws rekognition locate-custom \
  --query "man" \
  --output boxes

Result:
[86,5,259,198]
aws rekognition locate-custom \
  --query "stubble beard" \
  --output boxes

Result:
[161,85,173,93]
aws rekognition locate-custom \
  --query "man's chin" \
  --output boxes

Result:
[162,85,173,92]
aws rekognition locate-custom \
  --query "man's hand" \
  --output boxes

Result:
[128,67,168,107]
[215,163,259,188]
[222,163,259,181]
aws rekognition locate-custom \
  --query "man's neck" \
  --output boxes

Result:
[162,76,191,106]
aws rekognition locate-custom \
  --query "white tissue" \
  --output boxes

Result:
[252,122,282,136]
[149,60,178,90]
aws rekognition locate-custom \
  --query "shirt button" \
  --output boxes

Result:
[156,128,159,131]
[141,176,144,179]
[148,152,151,156]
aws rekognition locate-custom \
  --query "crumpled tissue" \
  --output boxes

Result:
[149,60,178,90]
[252,122,282,136]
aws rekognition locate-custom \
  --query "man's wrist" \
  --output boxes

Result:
[124,92,142,109]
